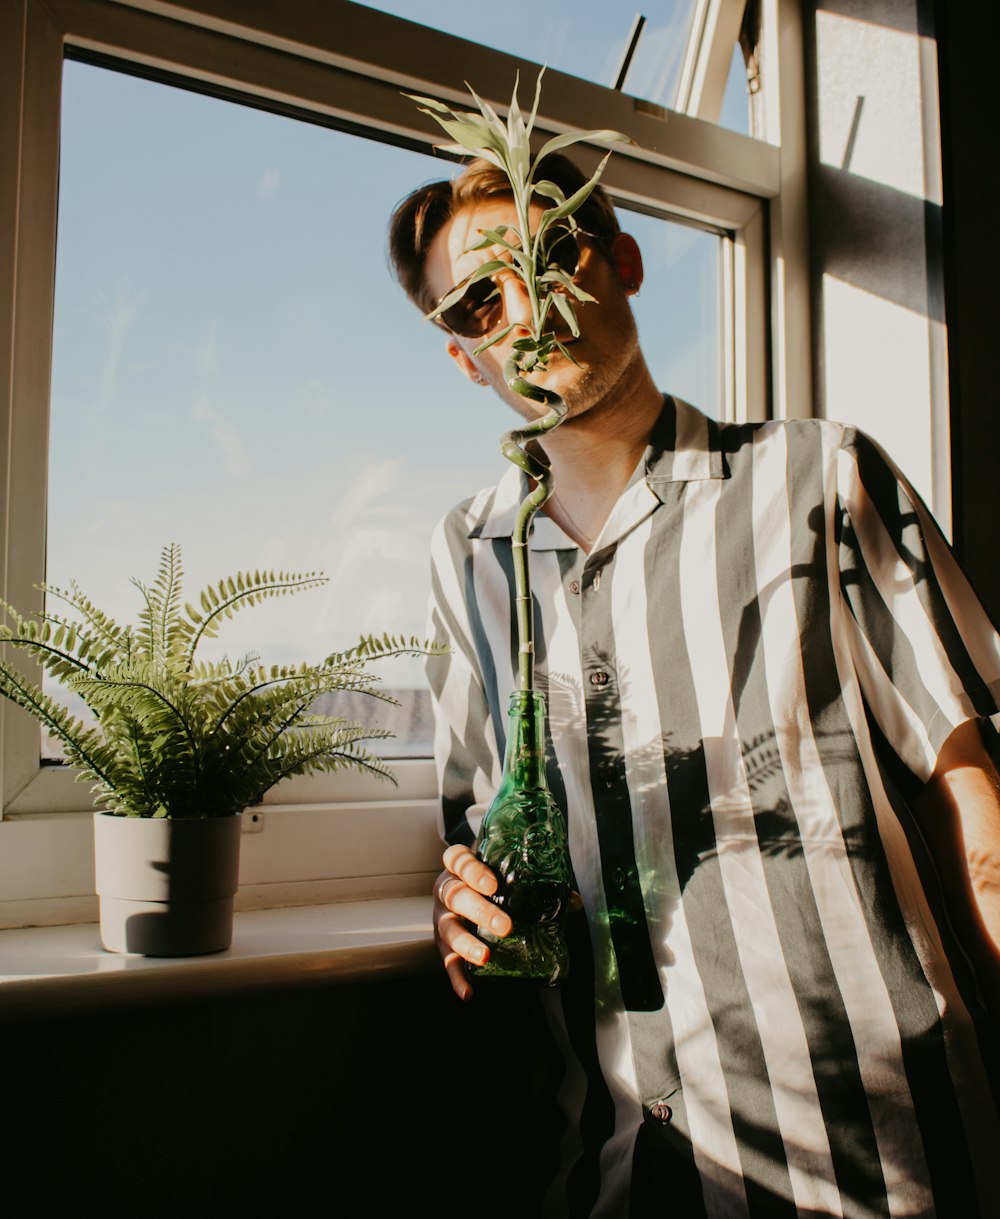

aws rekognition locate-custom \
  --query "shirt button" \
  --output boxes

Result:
[568,580,581,595]
[590,671,609,687]
[650,1102,672,1124]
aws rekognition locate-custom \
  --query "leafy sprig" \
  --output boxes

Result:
[408,70,630,372]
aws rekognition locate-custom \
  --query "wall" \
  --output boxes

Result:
[805,0,999,622]
[934,2,1000,622]
[3,972,561,1217]
[804,1,948,521]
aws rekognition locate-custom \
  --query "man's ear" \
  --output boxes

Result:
[446,337,486,385]
[610,233,643,295]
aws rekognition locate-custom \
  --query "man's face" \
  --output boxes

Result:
[424,199,644,422]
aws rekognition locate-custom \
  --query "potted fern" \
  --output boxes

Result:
[0,543,435,955]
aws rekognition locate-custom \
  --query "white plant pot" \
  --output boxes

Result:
[93,813,242,956]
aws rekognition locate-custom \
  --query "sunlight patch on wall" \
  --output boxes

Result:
[822,271,947,525]
[815,10,940,205]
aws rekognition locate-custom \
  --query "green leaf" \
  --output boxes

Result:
[401,92,452,115]
[532,180,567,205]
[538,152,614,228]
[533,128,633,166]
[467,225,516,251]
[421,114,506,158]
[424,259,508,322]
[472,323,516,355]
[463,82,508,141]
[550,292,581,337]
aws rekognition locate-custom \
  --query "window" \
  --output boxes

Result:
[0,0,793,925]
[45,60,729,764]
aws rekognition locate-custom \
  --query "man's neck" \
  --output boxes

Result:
[537,365,664,552]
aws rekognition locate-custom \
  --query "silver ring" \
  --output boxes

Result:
[437,875,460,905]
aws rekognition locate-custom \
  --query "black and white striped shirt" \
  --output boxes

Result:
[427,397,1000,1218]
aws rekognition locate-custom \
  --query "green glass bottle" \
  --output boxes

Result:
[471,690,571,986]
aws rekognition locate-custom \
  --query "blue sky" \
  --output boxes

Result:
[365,1,695,103]
[47,30,734,683]
[363,0,750,133]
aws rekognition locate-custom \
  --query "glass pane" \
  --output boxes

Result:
[45,60,722,761]
[628,212,722,414]
[719,42,751,135]
[367,0,700,110]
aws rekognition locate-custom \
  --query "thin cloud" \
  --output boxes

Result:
[191,389,251,477]
[327,459,404,531]
[256,168,281,199]
[195,319,218,378]
[190,319,250,477]
[95,281,147,415]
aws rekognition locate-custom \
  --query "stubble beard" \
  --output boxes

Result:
[490,302,642,426]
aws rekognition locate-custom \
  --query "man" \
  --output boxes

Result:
[389,154,1000,1217]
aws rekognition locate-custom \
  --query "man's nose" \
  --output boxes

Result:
[497,272,533,333]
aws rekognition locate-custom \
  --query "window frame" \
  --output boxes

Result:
[0,0,803,926]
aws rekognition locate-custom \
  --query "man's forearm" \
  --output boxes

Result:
[915,719,1000,1009]
[939,757,1000,950]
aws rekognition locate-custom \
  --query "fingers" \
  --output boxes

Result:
[442,843,497,896]
[436,912,484,1001]
[437,847,512,938]
[434,846,513,1001]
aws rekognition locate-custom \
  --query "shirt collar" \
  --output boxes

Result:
[469,396,727,549]
[646,395,727,485]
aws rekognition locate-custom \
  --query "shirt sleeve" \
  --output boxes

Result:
[425,514,500,848]
[836,426,1000,783]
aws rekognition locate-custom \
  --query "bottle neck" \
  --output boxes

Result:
[501,691,550,791]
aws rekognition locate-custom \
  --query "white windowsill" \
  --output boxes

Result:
[0,896,437,1022]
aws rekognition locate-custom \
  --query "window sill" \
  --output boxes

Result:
[0,896,437,1022]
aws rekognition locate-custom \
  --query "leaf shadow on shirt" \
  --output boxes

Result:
[546,665,933,1218]
[835,495,931,631]
[550,665,949,1218]
[544,639,863,908]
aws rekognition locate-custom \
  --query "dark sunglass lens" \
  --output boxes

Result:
[441,278,502,338]
[541,228,581,277]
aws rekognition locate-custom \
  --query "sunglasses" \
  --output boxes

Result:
[435,226,585,340]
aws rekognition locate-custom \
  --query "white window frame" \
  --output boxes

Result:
[676,0,751,122]
[0,0,806,927]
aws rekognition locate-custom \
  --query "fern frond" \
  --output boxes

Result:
[207,660,401,745]
[151,543,184,667]
[0,618,98,684]
[259,726,398,792]
[130,576,161,665]
[0,657,117,788]
[182,570,328,666]
[38,581,127,652]
[70,664,203,786]
[0,597,27,631]
[337,633,450,664]
[188,652,261,684]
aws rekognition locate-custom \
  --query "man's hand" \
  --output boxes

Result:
[433,843,512,1000]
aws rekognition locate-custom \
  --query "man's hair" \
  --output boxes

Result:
[388,153,621,316]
